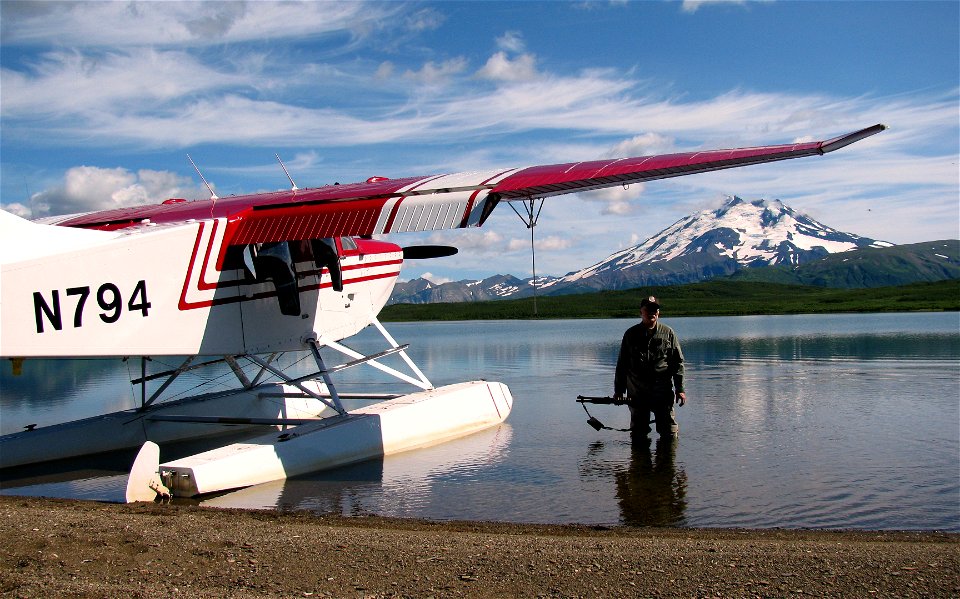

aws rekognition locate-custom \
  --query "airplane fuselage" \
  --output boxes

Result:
[0,213,401,357]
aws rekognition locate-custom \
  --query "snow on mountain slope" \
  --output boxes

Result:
[390,196,900,303]
[544,196,891,288]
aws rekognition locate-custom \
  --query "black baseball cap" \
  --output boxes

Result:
[640,296,661,311]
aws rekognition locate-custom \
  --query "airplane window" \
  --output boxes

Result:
[340,237,358,251]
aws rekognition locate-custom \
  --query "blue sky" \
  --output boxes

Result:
[1,0,957,282]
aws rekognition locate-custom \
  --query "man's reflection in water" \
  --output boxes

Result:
[615,436,687,527]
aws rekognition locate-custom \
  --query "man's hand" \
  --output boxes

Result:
[676,392,687,407]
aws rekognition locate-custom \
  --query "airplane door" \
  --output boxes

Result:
[334,237,361,311]
[311,238,349,313]
[237,237,366,352]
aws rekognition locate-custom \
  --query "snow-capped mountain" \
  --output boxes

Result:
[389,196,897,303]
[390,274,560,304]
[539,196,892,292]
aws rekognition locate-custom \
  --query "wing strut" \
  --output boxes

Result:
[508,197,545,317]
[136,356,197,410]
[246,353,345,415]
[306,337,345,414]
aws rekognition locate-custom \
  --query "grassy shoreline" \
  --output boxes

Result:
[381,279,960,321]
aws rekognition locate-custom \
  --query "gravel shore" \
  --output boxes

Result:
[1,495,957,598]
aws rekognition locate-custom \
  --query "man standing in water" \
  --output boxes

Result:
[614,296,686,437]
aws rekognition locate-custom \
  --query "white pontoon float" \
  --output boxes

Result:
[118,319,512,501]
[153,380,511,498]
[3,318,512,501]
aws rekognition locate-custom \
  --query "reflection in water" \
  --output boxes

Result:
[0,358,135,434]
[581,437,688,527]
[2,313,957,530]
[616,436,687,527]
[200,424,514,517]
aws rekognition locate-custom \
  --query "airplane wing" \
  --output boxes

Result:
[48,124,886,245]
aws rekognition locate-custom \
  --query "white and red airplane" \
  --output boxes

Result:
[0,124,885,500]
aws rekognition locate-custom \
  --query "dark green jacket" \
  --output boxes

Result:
[614,321,685,398]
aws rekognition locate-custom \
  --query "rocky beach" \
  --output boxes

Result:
[1,495,957,598]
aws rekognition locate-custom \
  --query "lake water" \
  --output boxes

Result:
[2,312,958,531]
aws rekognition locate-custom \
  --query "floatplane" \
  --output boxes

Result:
[0,124,885,502]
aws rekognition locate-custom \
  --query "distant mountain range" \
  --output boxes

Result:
[389,196,959,304]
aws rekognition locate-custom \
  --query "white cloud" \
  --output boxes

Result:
[407,230,511,260]
[2,203,32,218]
[602,132,676,158]
[681,0,749,14]
[1,1,394,47]
[419,272,452,285]
[7,37,952,167]
[403,58,469,85]
[375,61,395,80]
[536,235,576,251]
[495,31,526,53]
[1,48,249,119]
[448,229,506,253]
[476,52,538,82]
[405,8,445,33]
[26,166,203,218]
[579,186,647,216]
[506,238,530,252]
[506,234,575,253]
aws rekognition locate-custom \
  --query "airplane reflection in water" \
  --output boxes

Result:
[2,420,689,530]
[199,422,513,514]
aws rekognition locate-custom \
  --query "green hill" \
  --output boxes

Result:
[730,240,959,288]
[380,279,960,321]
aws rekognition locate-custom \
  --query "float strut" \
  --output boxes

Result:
[306,338,346,415]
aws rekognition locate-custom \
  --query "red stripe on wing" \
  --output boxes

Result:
[491,143,821,199]
[490,125,885,199]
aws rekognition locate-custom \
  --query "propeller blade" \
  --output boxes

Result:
[402,245,459,260]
